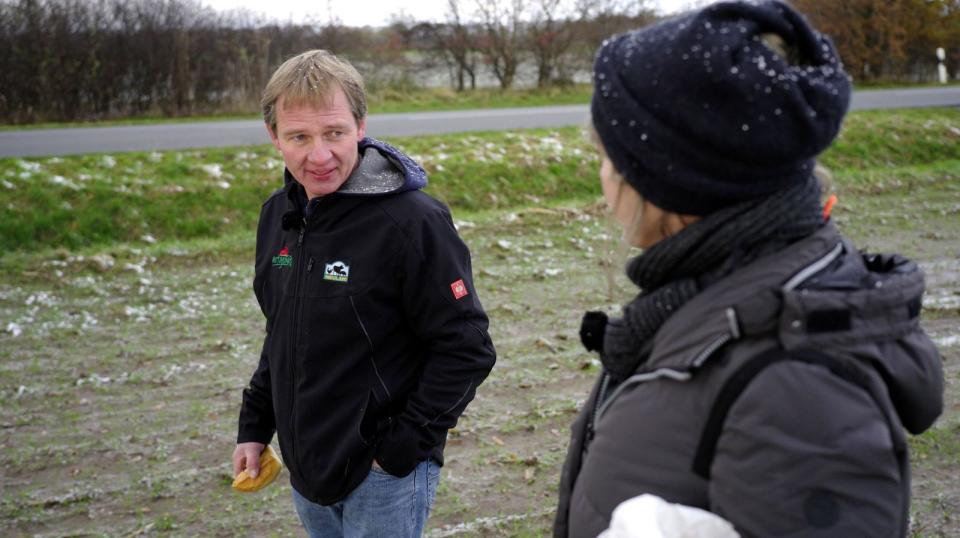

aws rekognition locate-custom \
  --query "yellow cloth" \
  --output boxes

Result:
[232,445,282,493]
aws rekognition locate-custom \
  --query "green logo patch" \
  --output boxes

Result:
[272,246,293,268]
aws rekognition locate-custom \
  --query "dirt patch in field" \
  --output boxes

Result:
[2,182,958,537]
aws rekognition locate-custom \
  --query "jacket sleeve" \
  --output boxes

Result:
[237,339,276,444]
[374,205,496,477]
[708,358,906,537]
[237,203,276,445]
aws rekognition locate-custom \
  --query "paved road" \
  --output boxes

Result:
[2,87,959,158]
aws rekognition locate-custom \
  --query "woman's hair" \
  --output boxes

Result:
[592,130,644,239]
[590,125,646,297]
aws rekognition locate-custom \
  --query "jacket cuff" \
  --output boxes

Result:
[374,419,429,477]
[237,428,274,445]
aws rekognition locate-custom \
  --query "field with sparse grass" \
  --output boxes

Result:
[1,108,959,537]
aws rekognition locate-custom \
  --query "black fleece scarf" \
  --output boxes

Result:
[600,175,824,378]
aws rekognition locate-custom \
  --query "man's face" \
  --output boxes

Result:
[267,87,366,199]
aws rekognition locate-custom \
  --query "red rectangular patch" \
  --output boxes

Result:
[450,279,468,300]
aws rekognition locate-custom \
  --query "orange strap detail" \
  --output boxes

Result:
[822,194,838,221]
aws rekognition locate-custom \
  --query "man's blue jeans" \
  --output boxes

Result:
[292,459,441,538]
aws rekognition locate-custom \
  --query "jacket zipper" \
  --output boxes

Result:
[586,372,610,445]
[288,221,306,485]
[595,332,732,421]
[691,334,732,368]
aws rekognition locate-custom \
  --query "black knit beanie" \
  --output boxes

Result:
[591,0,850,216]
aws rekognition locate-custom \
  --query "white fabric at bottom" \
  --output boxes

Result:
[598,494,741,538]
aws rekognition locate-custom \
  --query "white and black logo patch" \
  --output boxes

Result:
[323,261,350,283]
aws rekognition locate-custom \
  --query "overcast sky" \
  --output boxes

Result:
[201,0,702,27]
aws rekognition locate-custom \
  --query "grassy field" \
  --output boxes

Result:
[1,108,959,537]
[0,128,600,256]
[1,108,958,256]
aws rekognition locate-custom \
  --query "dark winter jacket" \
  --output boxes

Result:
[555,223,943,537]
[237,138,496,505]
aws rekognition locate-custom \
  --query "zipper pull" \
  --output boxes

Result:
[297,228,305,246]
[307,257,314,273]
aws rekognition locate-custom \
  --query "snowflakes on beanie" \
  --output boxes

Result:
[591,0,851,216]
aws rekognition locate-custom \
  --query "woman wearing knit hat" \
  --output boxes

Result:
[554,1,944,537]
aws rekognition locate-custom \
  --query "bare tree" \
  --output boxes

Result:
[474,0,525,89]
[793,0,960,82]
[571,0,656,50]
[7,0,954,123]
[558,0,656,83]
[438,0,479,91]
[527,0,579,87]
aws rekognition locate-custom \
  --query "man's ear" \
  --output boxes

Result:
[356,118,366,141]
[265,122,281,151]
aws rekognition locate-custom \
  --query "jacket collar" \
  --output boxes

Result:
[644,222,940,433]
[647,222,931,369]
[281,136,428,205]
[647,223,845,371]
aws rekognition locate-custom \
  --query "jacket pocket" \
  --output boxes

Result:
[357,391,384,447]
[350,295,393,404]
[356,390,394,448]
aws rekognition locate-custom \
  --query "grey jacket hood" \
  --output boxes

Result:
[643,223,943,434]
[283,136,428,197]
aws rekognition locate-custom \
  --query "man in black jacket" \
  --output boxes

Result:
[232,49,496,537]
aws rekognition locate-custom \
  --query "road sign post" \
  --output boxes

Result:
[937,47,948,84]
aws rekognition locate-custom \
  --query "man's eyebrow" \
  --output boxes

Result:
[280,127,306,137]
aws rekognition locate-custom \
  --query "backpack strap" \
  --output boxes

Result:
[691,347,880,480]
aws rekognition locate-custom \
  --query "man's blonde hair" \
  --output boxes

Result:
[261,49,367,135]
